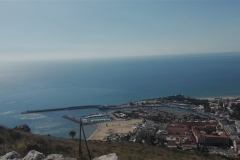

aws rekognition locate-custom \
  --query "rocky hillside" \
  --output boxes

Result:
[0,125,228,160]
[0,151,117,160]
[0,150,76,160]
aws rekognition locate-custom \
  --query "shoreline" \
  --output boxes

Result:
[121,95,240,106]
[197,95,240,100]
[87,124,99,140]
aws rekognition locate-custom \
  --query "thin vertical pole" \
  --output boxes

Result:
[81,123,91,160]
[79,119,82,160]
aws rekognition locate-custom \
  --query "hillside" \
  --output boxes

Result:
[0,125,229,160]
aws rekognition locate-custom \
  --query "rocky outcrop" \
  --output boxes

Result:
[44,154,75,160]
[44,154,63,160]
[14,124,31,132]
[93,153,118,160]
[0,151,21,160]
[0,151,76,160]
[23,150,45,160]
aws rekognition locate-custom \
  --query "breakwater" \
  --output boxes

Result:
[21,105,101,114]
[62,115,82,124]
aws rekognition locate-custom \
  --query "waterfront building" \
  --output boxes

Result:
[192,125,229,145]
[167,124,189,136]
[166,136,178,148]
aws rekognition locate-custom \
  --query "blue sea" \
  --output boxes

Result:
[0,53,240,138]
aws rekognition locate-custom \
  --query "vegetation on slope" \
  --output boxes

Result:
[0,125,229,160]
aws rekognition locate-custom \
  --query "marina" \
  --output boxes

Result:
[62,113,114,125]
[83,113,108,118]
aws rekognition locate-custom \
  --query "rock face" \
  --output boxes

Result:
[93,153,118,160]
[0,151,76,160]
[0,151,21,160]
[14,124,31,132]
[44,154,76,160]
[44,154,63,160]
[23,150,45,160]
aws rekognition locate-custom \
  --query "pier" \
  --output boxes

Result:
[21,105,118,114]
[21,105,101,114]
[62,115,81,123]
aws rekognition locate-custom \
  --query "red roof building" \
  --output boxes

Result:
[192,125,229,145]
[167,124,189,136]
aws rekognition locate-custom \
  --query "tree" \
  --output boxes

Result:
[69,131,76,140]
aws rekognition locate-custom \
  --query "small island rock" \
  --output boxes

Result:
[14,124,31,132]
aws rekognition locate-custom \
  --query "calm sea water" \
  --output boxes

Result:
[0,53,240,138]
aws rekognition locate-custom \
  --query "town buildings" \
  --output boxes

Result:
[192,125,229,145]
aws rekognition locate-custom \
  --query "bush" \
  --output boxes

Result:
[0,137,4,144]
[17,142,27,155]
[27,144,40,151]
[9,131,21,141]
[55,144,71,154]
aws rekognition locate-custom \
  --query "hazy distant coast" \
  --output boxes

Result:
[198,95,240,100]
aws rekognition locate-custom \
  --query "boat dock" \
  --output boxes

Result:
[62,115,113,125]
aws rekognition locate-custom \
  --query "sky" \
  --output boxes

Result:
[0,0,240,61]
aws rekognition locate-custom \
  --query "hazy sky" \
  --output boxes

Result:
[0,1,240,61]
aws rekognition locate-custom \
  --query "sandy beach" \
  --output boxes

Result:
[88,119,142,140]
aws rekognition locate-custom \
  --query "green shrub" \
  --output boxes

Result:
[9,131,21,141]
[0,137,4,144]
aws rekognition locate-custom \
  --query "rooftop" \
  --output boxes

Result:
[192,125,228,138]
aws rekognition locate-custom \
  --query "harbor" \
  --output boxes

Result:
[62,111,117,125]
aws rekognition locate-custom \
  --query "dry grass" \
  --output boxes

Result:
[0,125,228,160]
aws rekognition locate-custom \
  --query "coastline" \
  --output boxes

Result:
[197,95,240,100]
[87,124,100,140]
